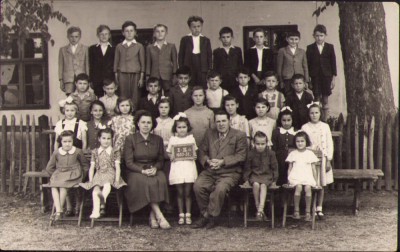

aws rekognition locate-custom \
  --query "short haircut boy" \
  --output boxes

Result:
[287,30,301,38]
[219,27,233,37]
[75,73,90,83]
[291,73,306,83]
[122,21,137,31]
[262,71,278,80]
[187,16,204,26]
[103,78,115,87]
[96,25,111,34]
[313,24,327,35]
[154,24,168,32]
[207,70,221,80]
[222,95,238,105]
[146,77,159,86]
[253,28,266,37]
[236,67,251,77]
[176,66,191,76]
[67,26,81,36]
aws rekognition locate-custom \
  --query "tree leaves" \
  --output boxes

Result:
[312,1,336,17]
[0,0,69,50]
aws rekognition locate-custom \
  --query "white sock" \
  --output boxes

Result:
[316,206,323,212]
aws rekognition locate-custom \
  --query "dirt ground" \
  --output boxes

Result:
[0,189,397,251]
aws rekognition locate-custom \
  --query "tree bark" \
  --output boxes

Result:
[338,2,396,119]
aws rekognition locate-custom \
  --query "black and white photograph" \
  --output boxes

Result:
[0,0,398,250]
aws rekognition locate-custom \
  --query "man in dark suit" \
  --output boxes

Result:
[306,24,337,120]
[178,16,212,89]
[192,110,247,229]
[89,25,115,97]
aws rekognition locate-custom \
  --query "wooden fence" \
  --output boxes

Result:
[0,112,398,194]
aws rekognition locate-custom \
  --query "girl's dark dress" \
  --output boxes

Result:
[243,148,278,185]
[123,133,169,213]
[271,127,296,185]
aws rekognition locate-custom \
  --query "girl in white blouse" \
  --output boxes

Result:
[301,102,334,219]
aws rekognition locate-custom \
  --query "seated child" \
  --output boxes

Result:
[68,73,97,122]
[286,131,319,221]
[99,79,118,119]
[138,77,161,119]
[258,71,285,120]
[169,66,193,117]
[223,95,250,145]
[205,71,228,112]
[45,130,89,220]
[229,67,258,120]
[285,74,314,129]
[80,128,126,218]
[243,131,278,220]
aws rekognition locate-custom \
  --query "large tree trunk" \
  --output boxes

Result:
[338,2,396,119]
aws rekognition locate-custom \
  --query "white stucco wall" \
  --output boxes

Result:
[1,1,398,123]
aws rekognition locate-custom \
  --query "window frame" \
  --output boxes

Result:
[0,33,49,110]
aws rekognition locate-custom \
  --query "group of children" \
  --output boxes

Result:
[46,16,336,224]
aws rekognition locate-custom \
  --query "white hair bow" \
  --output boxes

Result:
[306,101,320,109]
[173,112,187,121]
[280,106,292,112]
[58,96,74,107]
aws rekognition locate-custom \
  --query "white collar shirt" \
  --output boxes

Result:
[154,40,167,50]
[97,42,111,55]
[122,39,137,47]
[188,33,204,54]
[317,42,325,54]
[296,92,303,100]
[239,85,248,95]
[70,44,78,54]
[289,46,296,55]
[252,45,267,71]
[58,146,77,155]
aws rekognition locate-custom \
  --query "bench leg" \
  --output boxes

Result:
[130,213,134,227]
[353,180,361,215]
[78,190,85,227]
[312,191,317,230]
[49,204,55,227]
[282,191,288,228]
[39,178,46,213]
[117,190,123,228]
[270,191,275,229]
[243,190,248,228]
[23,176,29,194]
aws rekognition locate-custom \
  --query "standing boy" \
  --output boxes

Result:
[230,67,258,120]
[213,27,243,93]
[205,71,229,112]
[306,24,337,120]
[178,16,212,88]
[138,77,162,119]
[276,30,309,97]
[169,66,193,117]
[114,21,145,108]
[99,79,118,118]
[89,25,115,98]
[146,24,178,97]
[285,74,313,129]
[59,26,89,95]
[244,28,274,92]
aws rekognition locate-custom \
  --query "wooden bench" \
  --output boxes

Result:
[23,171,51,212]
[240,183,279,228]
[333,169,384,215]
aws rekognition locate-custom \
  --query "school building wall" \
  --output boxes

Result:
[1,1,398,123]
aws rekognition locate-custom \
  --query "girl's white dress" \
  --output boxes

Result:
[286,149,319,186]
[166,135,198,185]
[301,121,334,186]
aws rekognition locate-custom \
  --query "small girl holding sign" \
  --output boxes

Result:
[166,113,198,225]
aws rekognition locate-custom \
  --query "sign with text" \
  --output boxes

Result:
[172,143,196,161]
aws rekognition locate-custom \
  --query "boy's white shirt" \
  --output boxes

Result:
[296,91,303,99]
[70,44,78,54]
[188,33,204,54]
[180,85,188,93]
[221,45,234,54]
[96,42,112,55]
[239,85,248,95]
[317,42,325,54]
[251,45,267,71]
[154,40,167,49]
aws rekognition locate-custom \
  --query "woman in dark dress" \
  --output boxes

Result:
[123,110,171,229]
